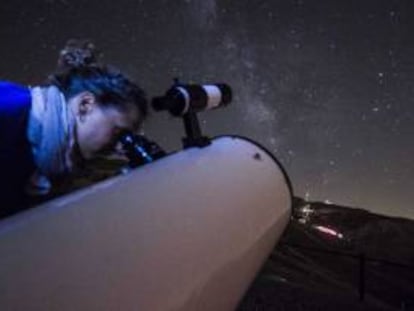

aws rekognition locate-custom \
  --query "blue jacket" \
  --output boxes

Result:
[0,81,35,217]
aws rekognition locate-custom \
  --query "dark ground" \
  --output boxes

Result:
[238,198,414,310]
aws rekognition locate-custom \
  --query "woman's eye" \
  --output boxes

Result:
[112,127,121,137]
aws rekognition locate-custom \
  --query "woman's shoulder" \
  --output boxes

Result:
[0,80,32,115]
[0,80,30,95]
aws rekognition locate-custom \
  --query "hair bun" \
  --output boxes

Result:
[57,39,101,70]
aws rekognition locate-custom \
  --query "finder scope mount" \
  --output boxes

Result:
[152,79,233,148]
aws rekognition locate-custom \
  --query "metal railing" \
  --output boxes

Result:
[276,242,414,308]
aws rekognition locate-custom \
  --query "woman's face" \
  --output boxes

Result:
[69,92,139,159]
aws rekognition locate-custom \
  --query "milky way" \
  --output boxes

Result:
[0,0,413,218]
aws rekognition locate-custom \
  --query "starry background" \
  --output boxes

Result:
[0,0,413,218]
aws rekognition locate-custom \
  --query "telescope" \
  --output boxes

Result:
[152,81,232,116]
[0,81,292,311]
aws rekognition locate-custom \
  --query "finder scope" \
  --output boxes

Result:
[152,83,232,116]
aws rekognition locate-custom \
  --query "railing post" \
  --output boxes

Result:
[359,252,366,302]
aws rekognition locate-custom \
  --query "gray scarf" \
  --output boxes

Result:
[26,85,76,195]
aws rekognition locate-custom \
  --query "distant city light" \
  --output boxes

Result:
[313,225,344,239]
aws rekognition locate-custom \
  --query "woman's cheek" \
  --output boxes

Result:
[96,127,116,152]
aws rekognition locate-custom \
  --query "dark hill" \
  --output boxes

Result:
[238,198,414,310]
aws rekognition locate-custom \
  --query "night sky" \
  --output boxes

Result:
[0,0,413,218]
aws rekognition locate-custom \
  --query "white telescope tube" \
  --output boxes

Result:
[0,136,292,311]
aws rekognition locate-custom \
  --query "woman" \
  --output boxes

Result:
[0,39,148,217]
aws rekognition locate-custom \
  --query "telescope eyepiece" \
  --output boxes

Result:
[119,131,166,168]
